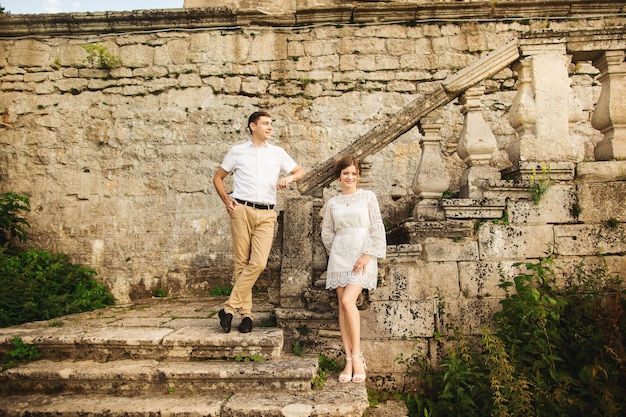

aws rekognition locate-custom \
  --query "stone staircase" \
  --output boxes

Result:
[0,297,369,416]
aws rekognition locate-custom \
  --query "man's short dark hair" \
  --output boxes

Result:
[248,111,271,134]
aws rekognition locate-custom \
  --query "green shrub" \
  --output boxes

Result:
[401,256,626,417]
[0,247,115,327]
[0,192,115,327]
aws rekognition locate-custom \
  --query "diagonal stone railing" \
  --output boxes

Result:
[280,39,520,310]
[296,39,521,197]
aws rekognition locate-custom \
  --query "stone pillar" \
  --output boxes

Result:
[508,41,584,163]
[591,50,626,161]
[457,84,500,198]
[280,195,314,309]
[412,113,450,221]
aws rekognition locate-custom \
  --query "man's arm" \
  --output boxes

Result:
[213,167,237,214]
[277,165,306,190]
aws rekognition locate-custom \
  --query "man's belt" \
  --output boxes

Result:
[235,198,275,210]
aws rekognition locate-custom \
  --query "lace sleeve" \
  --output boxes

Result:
[320,200,335,254]
[363,191,386,259]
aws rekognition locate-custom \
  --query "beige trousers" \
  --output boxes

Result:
[224,204,277,319]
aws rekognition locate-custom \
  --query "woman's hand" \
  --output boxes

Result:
[352,254,370,274]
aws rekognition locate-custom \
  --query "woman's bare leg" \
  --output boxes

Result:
[337,284,365,377]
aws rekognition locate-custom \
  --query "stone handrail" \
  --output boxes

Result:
[296,40,521,197]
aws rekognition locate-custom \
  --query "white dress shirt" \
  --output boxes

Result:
[220,140,297,205]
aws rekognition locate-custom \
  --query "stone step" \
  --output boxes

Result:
[0,323,284,361]
[0,355,318,396]
[0,298,370,416]
[0,377,368,416]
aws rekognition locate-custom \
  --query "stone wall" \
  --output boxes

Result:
[0,2,623,307]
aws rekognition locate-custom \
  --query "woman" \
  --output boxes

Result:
[321,155,386,383]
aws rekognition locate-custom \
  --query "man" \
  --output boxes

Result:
[213,111,305,333]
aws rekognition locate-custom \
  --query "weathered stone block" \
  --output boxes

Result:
[552,255,626,287]
[577,182,626,223]
[409,261,460,301]
[441,298,502,335]
[576,161,626,182]
[421,237,479,262]
[23,72,48,83]
[119,44,154,68]
[9,40,51,67]
[166,39,189,65]
[507,184,577,224]
[442,198,506,219]
[459,166,501,198]
[303,40,337,57]
[555,224,626,256]
[458,261,525,298]
[178,73,202,88]
[365,300,436,339]
[251,32,288,61]
[478,223,554,260]
[241,77,268,95]
[387,220,474,245]
[133,67,169,78]
[56,78,88,93]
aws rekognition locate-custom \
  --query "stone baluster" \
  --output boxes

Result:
[591,50,626,161]
[507,41,584,166]
[457,84,499,198]
[412,112,450,221]
[508,58,536,161]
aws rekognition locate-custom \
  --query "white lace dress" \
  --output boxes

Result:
[321,189,386,290]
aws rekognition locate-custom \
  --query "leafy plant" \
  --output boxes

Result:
[234,353,263,362]
[606,218,620,229]
[292,341,304,356]
[570,202,582,217]
[2,336,40,370]
[442,189,459,199]
[311,367,327,390]
[152,287,167,298]
[400,256,626,416]
[529,163,552,205]
[492,207,509,225]
[437,333,489,417]
[296,325,310,336]
[82,42,121,69]
[0,192,30,246]
[311,355,343,390]
[0,193,115,327]
[368,389,403,408]
[0,247,115,327]
[481,326,532,417]
[209,286,232,296]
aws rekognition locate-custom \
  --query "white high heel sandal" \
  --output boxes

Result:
[338,356,352,383]
[351,352,367,383]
